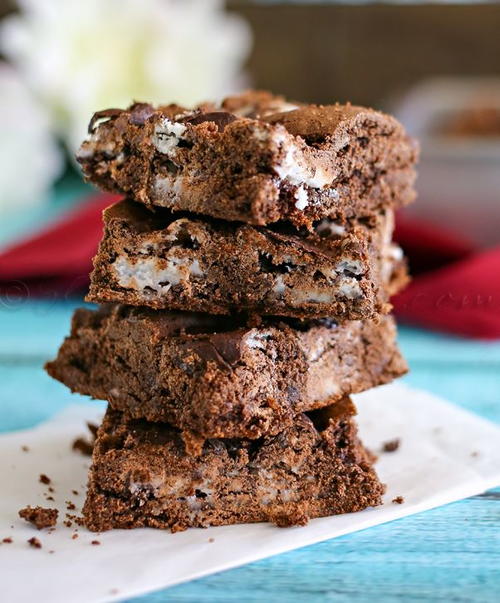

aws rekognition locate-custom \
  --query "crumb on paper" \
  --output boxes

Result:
[66,501,76,511]
[392,496,405,504]
[39,474,51,485]
[91,540,101,545]
[63,520,72,528]
[72,490,79,496]
[28,537,42,549]
[71,533,79,540]
[72,422,98,456]
[21,445,30,452]
[471,451,479,457]
[382,438,400,453]
[208,537,215,543]
[2,537,13,544]
[19,506,58,529]
[72,437,94,456]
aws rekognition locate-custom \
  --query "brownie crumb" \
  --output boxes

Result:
[66,501,76,511]
[28,537,42,549]
[72,437,93,456]
[21,445,30,452]
[63,520,72,528]
[71,533,79,540]
[19,506,58,530]
[45,496,55,502]
[48,486,55,493]
[471,451,479,457]
[72,422,99,456]
[392,496,405,504]
[39,474,51,485]
[72,490,79,496]
[49,550,55,554]
[2,537,13,544]
[382,438,400,453]
[208,538,215,543]
[91,540,101,545]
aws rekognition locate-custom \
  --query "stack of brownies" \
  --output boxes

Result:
[46,91,418,532]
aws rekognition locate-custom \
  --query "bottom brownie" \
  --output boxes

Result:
[84,398,384,532]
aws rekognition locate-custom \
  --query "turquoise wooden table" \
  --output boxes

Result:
[1,182,499,602]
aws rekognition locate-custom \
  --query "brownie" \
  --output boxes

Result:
[86,199,407,320]
[77,90,418,228]
[45,305,407,440]
[83,398,385,532]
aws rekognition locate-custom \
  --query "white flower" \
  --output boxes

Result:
[0,63,63,215]
[0,0,251,152]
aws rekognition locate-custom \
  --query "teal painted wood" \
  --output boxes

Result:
[0,300,499,602]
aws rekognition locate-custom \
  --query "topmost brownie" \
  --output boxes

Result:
[77,91,418,228]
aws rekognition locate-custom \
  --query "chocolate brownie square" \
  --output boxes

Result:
[83,398,385,532]
[45,305,407,440]
[77,91,418,228]
[86,199,408,320]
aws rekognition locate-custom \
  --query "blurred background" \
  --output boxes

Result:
[0,0,499,337]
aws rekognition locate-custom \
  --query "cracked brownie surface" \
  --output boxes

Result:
[83,398,385,532]
[77,90,418,229]
[45,305,407,440]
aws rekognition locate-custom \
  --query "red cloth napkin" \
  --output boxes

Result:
[0,194,499,339]
[0,194,117,299]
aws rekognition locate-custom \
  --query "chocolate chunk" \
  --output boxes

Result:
[128,103,155,126]
[181,339,235,373]
[88,108,124,133]
[183,111,237,132]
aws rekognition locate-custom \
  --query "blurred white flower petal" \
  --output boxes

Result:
[0,63,63,215]
[0,0,252,152]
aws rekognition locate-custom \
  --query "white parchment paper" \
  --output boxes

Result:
[1,383,499,603]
